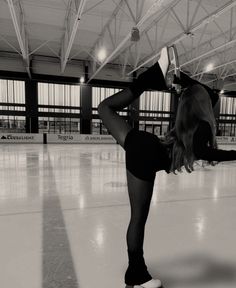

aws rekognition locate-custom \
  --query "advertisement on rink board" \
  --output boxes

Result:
[46,134,116,144]
[0,133,116,144]
[216,136,236,144]
[0,133,236,145]
[0,133,43,143]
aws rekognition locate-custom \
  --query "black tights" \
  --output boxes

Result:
[124,170,155,285]
[98,62,166,285]
[98,62,217,285]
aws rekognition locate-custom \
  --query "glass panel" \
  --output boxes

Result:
[0,79,25,104]
[92,87,127,115]
[219,96,236,136]
[38,116,80,134]
[0,115,26,133]
[0,79,25,120]
[38,82,80,112]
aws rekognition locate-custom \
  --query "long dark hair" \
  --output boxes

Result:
[163,84,218,173]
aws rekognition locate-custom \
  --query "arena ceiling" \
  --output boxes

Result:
[0,0,236,90]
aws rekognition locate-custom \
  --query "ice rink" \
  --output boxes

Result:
[1,143,236,288]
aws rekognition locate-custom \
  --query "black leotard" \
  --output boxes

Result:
[124,72,236,182]
[124,122,236,182]
[124,128,171,181]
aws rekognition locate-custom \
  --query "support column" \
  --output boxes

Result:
[80,84,92,134]
[25,80,38,133]
[128,98,139,129]
[213,95,221,135]
[212,80,222,135]
[169,92,179,130]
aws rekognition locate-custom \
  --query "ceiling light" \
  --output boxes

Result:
[131,27,140,42]
[205,63,214,72]
[220,89,224,94]
[80,76,85,83]
[97,48,107,62]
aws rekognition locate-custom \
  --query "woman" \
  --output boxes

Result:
[98,46,236,288]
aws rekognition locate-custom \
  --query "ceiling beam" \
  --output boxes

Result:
[61,0,87,73]
[178,24,236,67]
[193,59,236,78]
[88,0,177,82]
[181,38,236,68]
[88,0,126,61]
[6,0,31,78]
[127,0,236,75]
[204,72,236,85]
[112,0,181,64]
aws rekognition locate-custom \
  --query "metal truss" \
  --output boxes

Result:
[85,0,236,84]
[6,0,31,77]
[179,3,236,80]
[60,0,87,73]
[87,0,126,72]
[127,0,236,74]
[118,0,182,73]
[87,0,181,82]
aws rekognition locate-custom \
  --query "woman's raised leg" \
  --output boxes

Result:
[98,48,169,148]
[98,88,136,148]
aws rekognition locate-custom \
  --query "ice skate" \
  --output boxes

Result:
[166,44,181,94]
[125,278,163,288]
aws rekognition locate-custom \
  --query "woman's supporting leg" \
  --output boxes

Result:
[124,170,162,287]
[126,169,154,257]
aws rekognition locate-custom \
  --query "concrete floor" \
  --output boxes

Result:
[0,143,236,288]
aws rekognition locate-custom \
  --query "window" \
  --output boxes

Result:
[0,115,25,133]
[0,79,25,133]
[140,91,171,117]
[92,87,128,134]
[38,83,81,134]
[219,96,236,136]
[139,91,171,135]
[38,83,80,113]
[0,79,25,111]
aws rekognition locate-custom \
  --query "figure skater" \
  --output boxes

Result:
[98,45,236,288]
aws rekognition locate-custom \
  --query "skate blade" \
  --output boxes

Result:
[168,45,181,94]
[126,285,164,288]
[125,285,164,288]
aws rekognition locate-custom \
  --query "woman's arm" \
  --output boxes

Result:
[193,121,236,162]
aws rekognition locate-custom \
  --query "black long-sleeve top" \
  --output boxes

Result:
[124,81,236,182]
[124,121,236,182]
[193,120,236,162]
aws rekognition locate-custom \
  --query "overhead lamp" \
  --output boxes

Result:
[220,89,224,94]
[80,76,85,83]
[131,27,140,42]
[97,47,107,62]
[205,63,214,72]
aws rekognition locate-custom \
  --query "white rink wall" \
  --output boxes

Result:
[0,133,116,144]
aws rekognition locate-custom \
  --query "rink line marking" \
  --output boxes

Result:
[42,153,79,288]
[0,210,42,217]
[0,193,236,218]
[43,193,236,212]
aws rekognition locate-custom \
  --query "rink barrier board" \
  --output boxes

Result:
[0,133,116,144]
[0,133,236,145]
